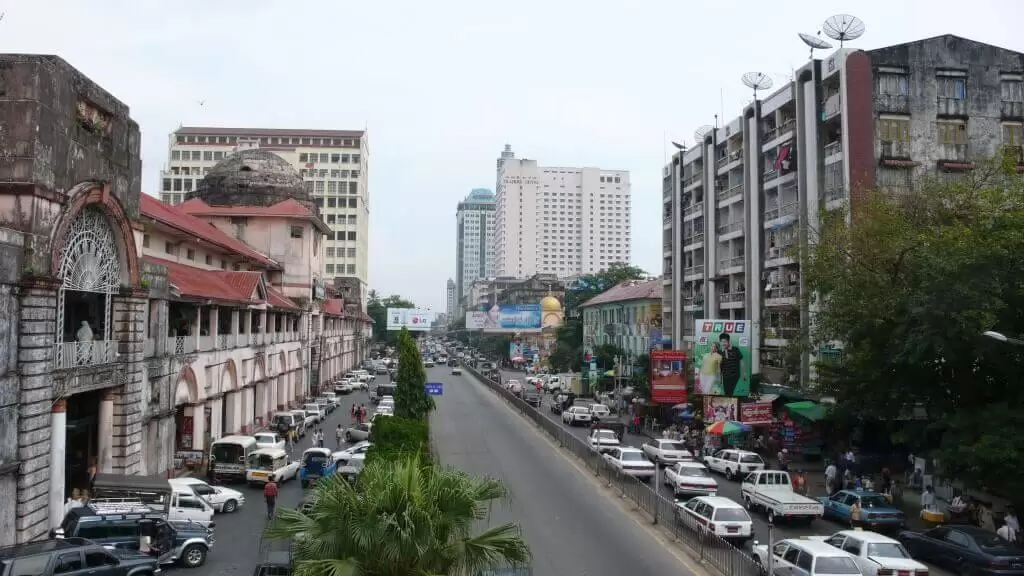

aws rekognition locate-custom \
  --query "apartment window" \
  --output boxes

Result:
[165,242,177,256]
[1004,123,1023,145]
[304,181,314,194]
[352,154,361,163]
[331,154,340,163]
[205,254,213,265]
[290,226,304,239]
[877,72,909,96]
[214,151,224,160]
[328,231,336,241]
[348,182,358,195]
[351,170,360,179]
[142,234,150,248]
[326,247,335,257]
[326,215,336,224]
[191,151,201,161]
[186,248,195,260]
[319,153,328,163]
[330,170,340,178]
[347,231,357,241]
[230,216,248,225]
[327,181,337,194]
[347,247,356,258]
[221,260,228,270]
[300,153,308,162]
[173,179,183,192]
[937,75,967,100]
[346,264,355,274]
[315,198,324,207]
[171,150,181,160]
[878,118,910,141]
[341,154,350,163]
[1003,78,1024,103]
[183,179,193,192]
[937,120,967,144]
[326,264,335,274]
[315,181,325,194]
[347,215,357,225]
[203,151,213,161]
[162,178,172,191]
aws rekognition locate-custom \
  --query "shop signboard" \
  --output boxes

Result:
[387,308,434,332]
[740,401,773,425]
[465,312,488,330]
[694,319,752,397]
[650,350,687,404]
[703,396,738,422]
[482,304,542,333]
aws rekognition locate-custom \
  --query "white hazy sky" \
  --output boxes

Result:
[6,1,1023,310]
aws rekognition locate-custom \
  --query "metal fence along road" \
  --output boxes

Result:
[465,366,764,576]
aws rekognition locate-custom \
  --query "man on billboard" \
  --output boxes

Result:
[719,333,743,396]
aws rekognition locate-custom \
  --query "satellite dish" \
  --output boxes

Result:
[822,14,865,48]
[694,125,713,143]
[671,141,686,151]
[798,32,833,59]
[742,72,774,100]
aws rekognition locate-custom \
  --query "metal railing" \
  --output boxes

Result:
[218,334,231,349]
[53,340,116,370]
[719,256,745,271]
[683,264,705,278]
[717,184,743,201]
[684,232,704,247]
[720,291,745,303]
[464,365,763,576]
[718,220,745,235]
[824,140,842,158]
[766,285,800,300]
[683,202,704,218]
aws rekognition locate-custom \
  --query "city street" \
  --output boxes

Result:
[430,366,697,576]
[496,369,953,576]
[190,386,376,576]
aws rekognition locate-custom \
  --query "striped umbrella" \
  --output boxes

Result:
[705,420,750,435]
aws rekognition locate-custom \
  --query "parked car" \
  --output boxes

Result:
[0,537,160,576]
[253,432,286,452]
[751,538,863,576]
[812,530,929,575]
[819,490,905,531]
[56,507,214,568]
[663,461,718,498]
[641,438,693,466]
[602,447,656,481]
[741,469,823,524]
[169,477,246,513]
[675,496,753,544]
[703,449,765,480]
[272,411,305,437]
[898,525,1021,574]
[562,405,592,426]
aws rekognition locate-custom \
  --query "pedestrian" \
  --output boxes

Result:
[777,448,789,471]
[998,517,1018,543]
[824,460,838,495]
[264,475,278,519]
[793,469,807,496]
[850,498,862,528]
[1005,506,1020,536]
[360,404,367,422]
[920,485,937,515]
[317,429,325,448]
[335,424,343,448]
[350,404,357,423]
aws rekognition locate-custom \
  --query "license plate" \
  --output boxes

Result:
[252,472,267,478]
[727,526,739,533]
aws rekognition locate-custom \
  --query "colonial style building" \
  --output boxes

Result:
[0,55,370,546]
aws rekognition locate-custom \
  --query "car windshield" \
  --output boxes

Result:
[740,454,763,464]
[860,495,891,508]
[813,557,861,574]
[679,467,709,477]
[304,452,328,466]
[662,442,688,451]
[273,415,292,426]
[251,453,277,470]
[304,404,318,412]
[596,431,616,440]
[713,508,749,522]
[866,542,910,558]
[621,452,646,461]
[592,404,608,411]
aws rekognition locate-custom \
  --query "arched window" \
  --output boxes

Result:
[54,207,120,369]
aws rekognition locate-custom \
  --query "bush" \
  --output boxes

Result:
[366,416,431,465]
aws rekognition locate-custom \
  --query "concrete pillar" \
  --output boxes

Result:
[209,398,223,441]
[98,389,114,473]
[193,307,202,349]
[191,406,206,451]
[48,400,67,531]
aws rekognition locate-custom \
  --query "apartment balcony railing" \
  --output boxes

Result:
[875,93,910,114]
[825,185,845,202]
[763,169,778,181]
[880,140,911,159]
[824,140,842,158]
[719,291,745,303]
[936,97,967,117]
[684,202,704,218]
[718,219,745,235]
[764,326,801,340]
[683,264,705,278]
[765,201,799,222]
[1002,100,1024,120]
[684,232,705,246]
[53,340,116,370]
[218,334,231,349]
[684,173,703,188]
[765,244,796,261]
[761,119,796,143]
[716,149,743,168]
[663,214,673,226]
[717,184,743,201]
[663,241,672,252]
[822,93,841,120]
[719,255,745,271]
[766,285,800,300]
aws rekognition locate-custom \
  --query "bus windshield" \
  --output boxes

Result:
[212,443,244,464]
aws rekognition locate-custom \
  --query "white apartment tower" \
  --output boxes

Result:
[160,127,370,294]
[494,145,631,278]
[455,188,496,300]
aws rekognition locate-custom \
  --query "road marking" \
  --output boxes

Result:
[469,373,712,576]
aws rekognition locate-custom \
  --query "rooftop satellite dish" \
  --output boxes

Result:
[741,72,773,100]
[694,125,713,143]
[822,14,865,48]
[671,141,686,151]
[798,32,833,59]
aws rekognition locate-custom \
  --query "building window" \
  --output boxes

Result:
[351,170,360,179]
[186,248,195,260]
[290,226,304,238]
[165,242,177,256]
[347,198,357,208]
[191,151,201,161]
[937,120,967,144]
[877,72,909,96]
[346,264,355,274]
[937,75,967,100]
[331,154,340,163]
[341,154,350,163]
[205,254,213,265]
[203,151,213,161]
[214,151,224,160]
[327,181,337,194]
[162,178,172,191]
[1003,123,1023,146]
[315,181,325,194]
[173,179,183,192]
[347,215,357,225]
[320,153,329,163]
[160,193,171,203]
[171,150,180,160]
[327,198,337,208]
[347,231,357,241]
[352,154,361,163]
[347,247,356,258]
[1004,78,1024,103]
[326,215,336,224]
[142,234,150,248]
[300,153,309,162]
[878,118,910,141]
[348,182,358,196]
[315,198,324,207]
[183,179,194,192]
[326,247,335,257]
[326,264,335,274]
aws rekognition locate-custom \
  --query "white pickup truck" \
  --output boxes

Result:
[640,438,693,466]
[740,469,824,525]
[587,429,621,454]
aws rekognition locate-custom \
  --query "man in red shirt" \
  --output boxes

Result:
[264,476,278,519]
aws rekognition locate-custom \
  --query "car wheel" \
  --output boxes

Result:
[222,499,238,513]
[180,544,207,568]
[725,468,734,481]
[743,496,753,510]
[959,562,973,576]
[345,431,353,442]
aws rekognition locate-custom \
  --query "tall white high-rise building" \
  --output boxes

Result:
[446,278,456,318]
[159,127,370,295]
[455,188,496,301]
[494,146,631,278]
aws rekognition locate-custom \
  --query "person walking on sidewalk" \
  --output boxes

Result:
[335,424,343,448]
[264,476,278,520]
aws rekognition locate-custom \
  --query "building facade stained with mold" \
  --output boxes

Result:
[0,54,371,545]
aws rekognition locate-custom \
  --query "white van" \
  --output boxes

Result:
[245,447,300,485]
[210,435,259,483]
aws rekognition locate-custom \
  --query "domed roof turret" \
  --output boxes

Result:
[541,295,562,312]
[189,148,312,210]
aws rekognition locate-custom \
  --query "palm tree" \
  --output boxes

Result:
[264,454,531,576]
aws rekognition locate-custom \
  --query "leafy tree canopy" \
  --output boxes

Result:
[367,290,415,343]
[803,159,1024,495]
[394,328,435,419]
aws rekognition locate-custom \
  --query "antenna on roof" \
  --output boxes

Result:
[798,32,833,59]
[822,14,865,49]
[741,72,774,101]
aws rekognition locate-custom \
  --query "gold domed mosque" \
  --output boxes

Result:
[541,294,564,329]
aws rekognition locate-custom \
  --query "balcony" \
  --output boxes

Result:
[218,334,231,349]
[684,202,704,218]
[824,140,842,159]
[765,244,796,264]
[936,97,967,117]
[880,140,911,159]
[938,143,968,163]
[684,232,704,247]
[718,219,745,235]
[683,297,703,312]
[1002,100,1024,120]
[822,93,841,120]
[683,265,705,280]
[825,185,845,203]
[719,255,745,273]
[765,285,799,306]
[762,119,795,144]
[663,214,673,227]
[764,201,798,224]
[718,184,743,202]
[875,93,910,114]
[764,325,801,343]
[684,173,703,188]
[720,291,745,306]
[165,336,196,355]
[53,340,116,370]
[716,149,743,169]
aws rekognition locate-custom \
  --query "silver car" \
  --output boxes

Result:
[345,422,373,442]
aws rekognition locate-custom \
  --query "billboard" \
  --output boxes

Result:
[465,311,488,330]
[694,319,752,397]
[740,402,773,425]
[509,342,523,360]
[478,304,542,333]
[650,350,687,404]
[704,396,739,422]
[386,308,434,331]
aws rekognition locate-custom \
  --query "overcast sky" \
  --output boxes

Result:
[7,0,1023,310]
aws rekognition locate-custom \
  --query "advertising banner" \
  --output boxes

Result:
[386,308,434,332]
[740,402,773,425]
[465,311,488,330]
[694,319,752,397]
[703,396,739,422]
[481,304,542,333]
[650,350,687,404]
[509,342,524,360]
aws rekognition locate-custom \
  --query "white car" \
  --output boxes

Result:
[663,461,718,498]
[562,405,592,426]
[169,477,246,513]
[602,447,656,481]
[675,496,753,543]
[544,376,562,392]
[641,438,694,466]
[424,359,435,368]
[323,392,340,406]
[334,441,372,465]
[589,404,611,420]
[345,422,373,442]
[703,448,765,480]
[588,429,621,453]
[811,530,928,575]
[253,432,286,451]
[452,366,463,376]
[752,538,863,576]
[245,447,301,485]
[303,403,325,423]
[506,380,522,394]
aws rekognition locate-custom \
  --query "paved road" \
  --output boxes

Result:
[191,386,377,576]
[498,369,953,576]
[430,366,696,576]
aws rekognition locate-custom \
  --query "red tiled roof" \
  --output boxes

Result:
[323,298,345,317]
[580,279,663,308]
[179,198,330,234]
[221,271,262,299]
[146,256,256,305]
[267,286,300,310]
[140,195,275,267]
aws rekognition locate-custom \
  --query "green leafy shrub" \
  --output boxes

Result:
[366,416,431,465]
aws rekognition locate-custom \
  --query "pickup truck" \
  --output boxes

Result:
[587,428,621,453]
[740,469,824,525]
[641,438,693,466]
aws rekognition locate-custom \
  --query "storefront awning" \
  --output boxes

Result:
[784,400,829,421]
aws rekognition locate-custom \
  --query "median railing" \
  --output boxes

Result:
[464,365,763,576]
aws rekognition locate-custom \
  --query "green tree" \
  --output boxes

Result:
[630,353,650,397]
[367,291,416,343]
[394,328,434,419]
[265,455,531,576]
[803,158,1024,495]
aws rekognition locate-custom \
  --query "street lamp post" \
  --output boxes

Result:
[983,331,1024,347]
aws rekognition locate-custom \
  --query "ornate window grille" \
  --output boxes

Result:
[54,206,121,369]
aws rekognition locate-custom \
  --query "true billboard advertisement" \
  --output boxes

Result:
[694,319,752,397]
[479,304,542,333]
[650,350,687,404]
[465,312,488,330]
[386,308,434,332]
[704,396,739,422]
[741,402,773,425]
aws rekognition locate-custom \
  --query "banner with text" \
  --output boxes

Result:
[740,402,774,425]
[650,349,687,404]
[465,311,489,330]
[386,308,434,332]
[482,304,543,333]
[703,396,739,422]
[694,319,752,397]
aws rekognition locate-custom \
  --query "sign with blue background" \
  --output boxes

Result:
[483,304,542,333]
[425,382,444,396]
